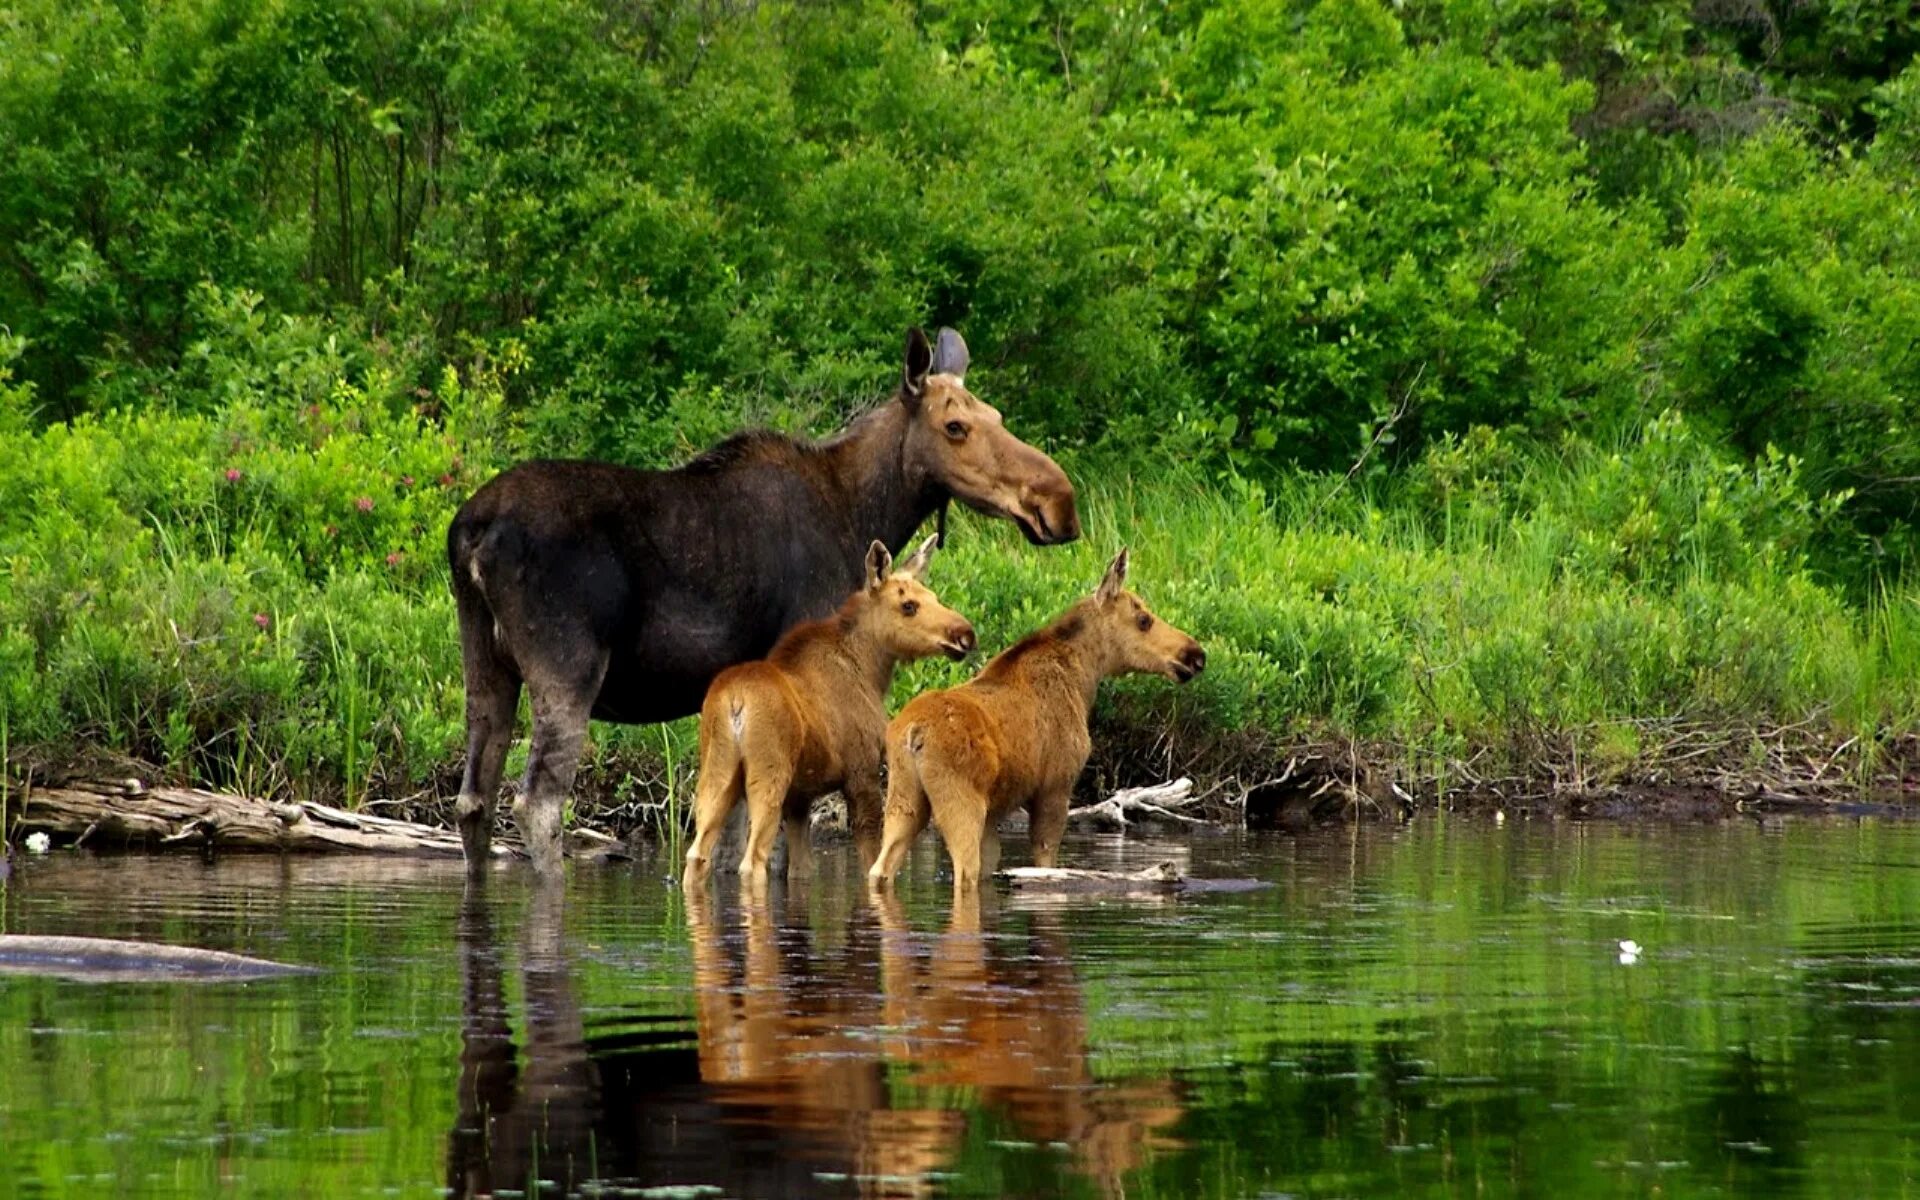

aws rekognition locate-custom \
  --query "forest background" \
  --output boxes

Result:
[2,0,1917,822]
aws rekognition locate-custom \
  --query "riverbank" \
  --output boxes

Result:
[1,401,1915,837]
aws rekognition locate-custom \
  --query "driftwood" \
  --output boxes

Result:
[1067,777,1206,830]
[0,934,318,983]
[7,779,622,859]
[1000,860,1270,896]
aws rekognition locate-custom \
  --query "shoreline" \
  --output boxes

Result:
[4,739,1914,860]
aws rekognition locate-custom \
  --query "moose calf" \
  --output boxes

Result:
[867,548,1205,893]
[684,537,975,890]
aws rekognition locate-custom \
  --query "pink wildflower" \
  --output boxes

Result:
[386,552,404,567]
[355,495,374,514]
[254,613,270,631]
[400,475,415,488]
[224,468,243,484]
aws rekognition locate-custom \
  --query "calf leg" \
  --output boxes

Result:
[739,765,794,895]
[844,769,885,872]
[979,824,1002,878]
[1028,785,1072,869]
[925,777,991,894]
[782,800,814,881]
[868,759,930,887]
[684,721,744,886]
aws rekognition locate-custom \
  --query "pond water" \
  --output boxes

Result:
[1,819,1917,1198]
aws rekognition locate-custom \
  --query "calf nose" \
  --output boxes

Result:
[951,624,977,654]
[1181,644,1207,675]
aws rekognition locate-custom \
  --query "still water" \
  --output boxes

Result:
[1,820,1917,1198]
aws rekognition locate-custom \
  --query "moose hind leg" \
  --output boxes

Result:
[1028,785,1072,869]
[454,591,521,874]
[868,757,930,886]
[685,726,744,886]
[519,664,606,878]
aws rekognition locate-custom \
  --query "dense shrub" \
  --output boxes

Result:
[1,0,1916,803]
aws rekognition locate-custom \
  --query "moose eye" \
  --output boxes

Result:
[944,420,967,440]
[1136,613,1153,632]
[901,601,920,617]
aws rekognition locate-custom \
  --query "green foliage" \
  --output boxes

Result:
[3,0,1916,573]
[0,0,1916,800]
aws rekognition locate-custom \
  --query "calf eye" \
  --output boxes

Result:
[1136,613,1153,632]
[944,420,967,439]
[902,601,920,617]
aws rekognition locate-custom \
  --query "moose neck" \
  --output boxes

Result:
[1006,608,1109,717]
[840,610,906,698]
[822,402,945,559]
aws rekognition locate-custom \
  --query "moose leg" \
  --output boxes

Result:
[518,664,605,878]
[739,766,794,896]
[455,678,520,874]
[867,761,930,887]
[844,770,886,873]
[782,800,814,881]
[979,824,1002,878]
[453,589,522,874]
[932,796,988,895]
[684,722,744,886]
[1028,786,1072,869]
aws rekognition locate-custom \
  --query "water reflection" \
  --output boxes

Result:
[445,879,1182,1198]
[447,883,602,1198]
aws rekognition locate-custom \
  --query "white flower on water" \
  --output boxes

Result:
[24,831,51,855]
[1618,938,1642,965]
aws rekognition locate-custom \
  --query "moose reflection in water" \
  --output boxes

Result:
[445,881,1180,1198]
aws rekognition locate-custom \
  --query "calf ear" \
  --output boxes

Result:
[1096,547,1129,605]
[866,540,893,592]
[932,327,969,381]
[902,328,932,408]
[900,534,938,581]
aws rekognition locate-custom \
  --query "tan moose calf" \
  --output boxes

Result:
[867,548,1205,893]
[684,537,975,890]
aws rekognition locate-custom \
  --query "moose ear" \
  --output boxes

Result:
[901,534,938,581]
[931,327,969,382]
[1096,547,1129,605]
[902,327,933,408]
[866,540,893,592]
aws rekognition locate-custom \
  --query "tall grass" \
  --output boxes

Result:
[0,393,1911,817]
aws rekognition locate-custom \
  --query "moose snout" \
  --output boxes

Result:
[943,622,977,661]
[1025,481,1081,545]
[1172,642,1206,683]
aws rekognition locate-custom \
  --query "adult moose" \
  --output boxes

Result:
[447,327,1079,875]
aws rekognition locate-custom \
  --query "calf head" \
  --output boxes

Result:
[860,537,976,662]
[899,327,1081,546]
[1086,548,1206,683]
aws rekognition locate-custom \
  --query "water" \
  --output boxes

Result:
[2,819,1918,1198]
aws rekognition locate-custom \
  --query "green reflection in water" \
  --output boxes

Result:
[0,820,1917,1198]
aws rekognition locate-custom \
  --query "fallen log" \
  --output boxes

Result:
[0,934,318,983]
[8,779,623,859]
[1000,860,1270,895]
[1067,777,1206,830]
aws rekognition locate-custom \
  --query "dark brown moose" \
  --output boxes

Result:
[447,328,1078,874]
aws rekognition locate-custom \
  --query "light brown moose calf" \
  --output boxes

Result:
[684,537,975,890]
[867,548,1205,893]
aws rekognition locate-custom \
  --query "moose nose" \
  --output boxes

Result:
[950,624,976,654]
[1180,644,1207,675]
